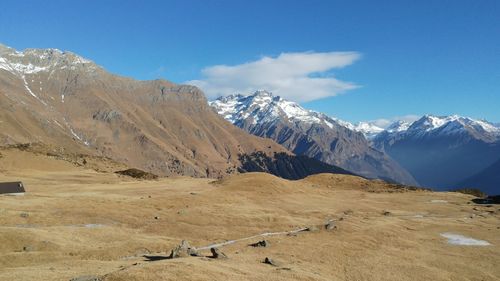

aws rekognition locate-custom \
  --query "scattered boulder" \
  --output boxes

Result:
[263,257,281,267]
[382,210,391,216]
[210,247,228,259]
[250,240,270,247]
[69,276,102,281]
[20,212,29,218]
[325,220,337,231]
[305,225,320,232]
[188,248,200,257]
[22,245,34,252]
[154,216,160,220]
[168,240,198,258]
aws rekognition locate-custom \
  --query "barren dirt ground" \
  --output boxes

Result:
[0,149,499,281]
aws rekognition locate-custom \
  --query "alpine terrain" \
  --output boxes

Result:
[0,43,349,179]
[210,91,417,185]
[372,115,500,192]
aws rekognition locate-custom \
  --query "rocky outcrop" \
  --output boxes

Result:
[168,240,199,258]
[210,247,228,259]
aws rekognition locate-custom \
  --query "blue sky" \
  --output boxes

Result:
[1,0,499,124]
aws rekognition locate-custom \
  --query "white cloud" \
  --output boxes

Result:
[185,51,361,102]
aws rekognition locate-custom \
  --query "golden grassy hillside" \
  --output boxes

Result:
[0,148,498,281]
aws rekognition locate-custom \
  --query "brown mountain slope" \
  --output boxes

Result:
[0,44,290,177]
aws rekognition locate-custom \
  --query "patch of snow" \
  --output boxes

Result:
[22,75,47,105]
[376,114,500,143]
[440,233,490,246]
[7,51,25,57]
[355,122,385,138]
[9,62,48,74]
[70,128,82,141]
[72,56,92,64]
[409,115,500,136]
[210,91,356,132]
[53,120,64,128]
[324,119,334,129]
[1,44,99,78]
[84,224,104,228]
[0,57,14,72]
[69,126,90,146]
[386,120,411,133]
[332,118,356,130]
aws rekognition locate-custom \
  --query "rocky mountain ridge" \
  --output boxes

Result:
[371,115,500,191]
[1,43,330,179]
[210,91,417,185]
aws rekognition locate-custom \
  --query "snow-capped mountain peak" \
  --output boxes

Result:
[0,43,99,77]
[210,91,351,130]
[371,114,500,143]
[408,115,500,135]
[354,122,385,139]
[209,91,418,185]
[385,120,411,133]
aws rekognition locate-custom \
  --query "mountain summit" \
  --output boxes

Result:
[210,91,417,185]
[373,115,500,190]
[0,43,100,76]
[1,44,318,178]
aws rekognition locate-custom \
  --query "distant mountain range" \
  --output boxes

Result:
[456,158,500,195]
[0,43,348,179]
[371,115,500,193]
[210,91,417,185]
[2,43,498,194]
[211,92,500,194]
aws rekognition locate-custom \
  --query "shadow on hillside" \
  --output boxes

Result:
[472,195,500,204]
[143,255,170,261]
